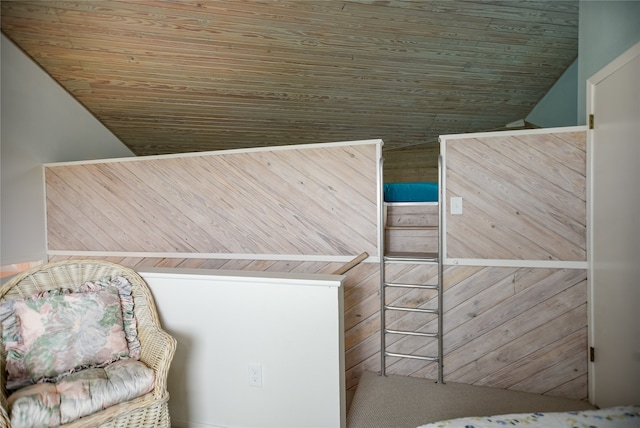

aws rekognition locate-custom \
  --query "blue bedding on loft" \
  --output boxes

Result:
[384,182,438,202]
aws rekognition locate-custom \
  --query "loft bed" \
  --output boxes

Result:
[380,128,591,404]
[382,182,440,255]
[43,129,596,425]
[383,182,438,202]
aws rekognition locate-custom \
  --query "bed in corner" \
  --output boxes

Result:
[417,405,640,428]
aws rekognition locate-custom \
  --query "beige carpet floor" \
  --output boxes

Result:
[347,371,596,428]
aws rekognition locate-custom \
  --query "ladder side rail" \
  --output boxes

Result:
[379,156,387,377]
[380,246,387,377]
[437,153,444,384]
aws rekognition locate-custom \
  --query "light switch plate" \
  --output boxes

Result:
[451,197,463,215]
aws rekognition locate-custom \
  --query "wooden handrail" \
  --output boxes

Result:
[332,252,369,275]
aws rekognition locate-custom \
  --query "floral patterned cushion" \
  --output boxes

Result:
[1,286,130,391]
[7,359,155,427]
[79,276,141,360]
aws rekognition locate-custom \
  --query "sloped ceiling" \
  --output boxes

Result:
[1,0,578,176]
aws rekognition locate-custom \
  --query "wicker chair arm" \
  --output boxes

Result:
[138,325,177,399]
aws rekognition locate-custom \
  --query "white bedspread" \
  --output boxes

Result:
[417,405,640,428]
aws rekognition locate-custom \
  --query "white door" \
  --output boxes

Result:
[587,42,640,407]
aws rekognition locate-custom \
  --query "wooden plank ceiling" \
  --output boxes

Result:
[1,1,578,172]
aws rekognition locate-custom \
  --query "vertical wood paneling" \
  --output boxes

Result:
[444,131,586,261]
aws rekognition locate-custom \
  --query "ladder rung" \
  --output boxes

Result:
[385,225,438,230]
[385,329,438,338]
[384,305,438,314]
[384,351,439,362]
[384,282,438,290]
[384,254,438,263]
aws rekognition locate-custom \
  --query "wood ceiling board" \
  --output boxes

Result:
[1,0,579,175]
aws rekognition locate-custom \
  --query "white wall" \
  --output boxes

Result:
[140,268,346,428]
[526,59,578,127]
[527,1,640,128]
[577,0,640,124]
[0,34,134,266]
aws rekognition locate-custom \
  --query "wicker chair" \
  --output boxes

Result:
[0,259,177,427]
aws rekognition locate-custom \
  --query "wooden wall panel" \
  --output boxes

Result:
[45,142,379,257]
[45,130,590,401]
[384,265,589,400]
[444,130,586,261]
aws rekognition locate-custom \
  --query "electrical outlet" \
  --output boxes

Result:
[248,363,263,387]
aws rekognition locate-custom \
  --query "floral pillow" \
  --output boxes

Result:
[79,276,141,360]
[1,286,129,391]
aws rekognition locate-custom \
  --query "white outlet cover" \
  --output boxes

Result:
[248,363,263,387]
